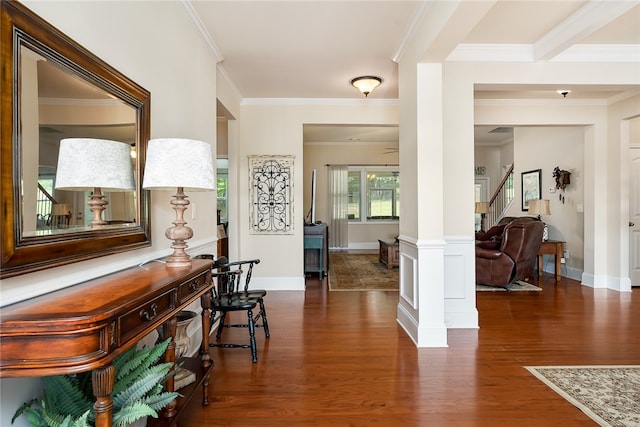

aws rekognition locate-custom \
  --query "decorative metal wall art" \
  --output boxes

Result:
[249,155,294,234]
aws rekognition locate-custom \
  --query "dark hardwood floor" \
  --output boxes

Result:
[179,271,639,426]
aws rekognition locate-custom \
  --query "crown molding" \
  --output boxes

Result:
[448,43,640,63]
[447,44,534,62]
[475,98,608,107]
[39,98,123,107]
[178,0,224,63]
[550,44,640,63]
[392,1,431,63]
[241,98,399,107]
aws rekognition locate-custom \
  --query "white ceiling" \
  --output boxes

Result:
[185,0,639,145]
[188,0,640,101]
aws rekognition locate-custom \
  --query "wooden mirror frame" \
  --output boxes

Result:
[0,0,151,278]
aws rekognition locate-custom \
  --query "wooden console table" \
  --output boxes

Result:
[0,259,213,427]
[378,239,400,269]
[537,240,564,281]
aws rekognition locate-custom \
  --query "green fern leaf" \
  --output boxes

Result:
[113,338,170,395]
[112,401,157,427]
[112,368,168,408]
[42,376,93,418]
[140,392,181,411]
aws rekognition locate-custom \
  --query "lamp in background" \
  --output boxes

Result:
[528,199,551,241]
[55,138,135,227]
[475,201,490,232]
[350,76,382,97]
[51,203,70,229]
[143,138,215,268]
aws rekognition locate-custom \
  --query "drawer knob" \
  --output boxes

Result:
[139,303,158,321]
[190,280,200,291]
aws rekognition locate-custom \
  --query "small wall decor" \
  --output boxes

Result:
[249,155,295,234]
[521,169,542,211]
[553,167,571,204]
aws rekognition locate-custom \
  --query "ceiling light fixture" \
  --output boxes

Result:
[557,90,571,98]
[351,76,382,97]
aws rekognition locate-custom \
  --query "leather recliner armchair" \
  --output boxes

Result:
[475,218,544,288]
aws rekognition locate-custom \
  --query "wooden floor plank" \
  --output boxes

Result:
[178,272,639,426]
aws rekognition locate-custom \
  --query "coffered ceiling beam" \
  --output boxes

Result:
[534,0,637,61]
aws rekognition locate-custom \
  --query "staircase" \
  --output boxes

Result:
[486,164,514,227]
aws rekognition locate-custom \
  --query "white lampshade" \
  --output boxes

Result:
[529,199,551,216]
[55,138,135,191]
[142,138,215,191]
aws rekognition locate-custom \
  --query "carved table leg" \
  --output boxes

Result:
[200,289,212,405]
[92,363,115,427]
[162,316,178,418]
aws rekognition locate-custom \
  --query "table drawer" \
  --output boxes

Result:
[118,290,174,344]
[177,273,208,304]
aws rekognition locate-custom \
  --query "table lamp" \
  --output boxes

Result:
[143,138,215,268]
[55,138,135,227]
[528,199,551,241]
[475,201,490,232]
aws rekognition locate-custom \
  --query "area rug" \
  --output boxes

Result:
[526,366,640,427]
[328,252,398,291]
[476,281,542,291]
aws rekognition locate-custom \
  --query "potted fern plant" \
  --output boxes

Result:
[12,338,180,427]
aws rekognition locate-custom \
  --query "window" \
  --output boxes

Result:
[348,167,399,222]
[216,159,228,223]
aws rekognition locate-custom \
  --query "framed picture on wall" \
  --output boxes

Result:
[521,169,541,211]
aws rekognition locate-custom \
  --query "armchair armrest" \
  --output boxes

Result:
[475,247,504,260]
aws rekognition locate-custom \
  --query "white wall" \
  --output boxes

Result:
[475,140,516,199]
[507,126,585,279]
[234,101,398,290]
[1,2,219,426]
[303,141,399,248]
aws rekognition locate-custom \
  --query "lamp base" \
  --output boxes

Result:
[165,187,193,268]
[88,187,107,227]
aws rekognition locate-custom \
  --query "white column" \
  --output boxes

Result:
[397,63,448,347]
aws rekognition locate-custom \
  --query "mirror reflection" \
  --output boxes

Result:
[1,0,150,278]
[20,45,138,237]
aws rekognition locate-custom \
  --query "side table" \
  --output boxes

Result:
[378,239,399,269]
[537,240,564,281]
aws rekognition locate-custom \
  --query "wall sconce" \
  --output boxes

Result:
[528,199,551,241]
[143,138,215,268]
[350,76,382,97]
[475,201,490,232]
[55,138,135,227]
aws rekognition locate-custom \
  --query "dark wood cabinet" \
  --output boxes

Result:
[379,239,400,269]
[0,259,214,427]
[304,223,328,278]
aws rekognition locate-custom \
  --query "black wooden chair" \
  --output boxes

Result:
[194,254,270,362]
[210,267,260,362]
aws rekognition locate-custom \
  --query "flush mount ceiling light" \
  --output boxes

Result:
[557,89,571,98]
[350,76,382,97]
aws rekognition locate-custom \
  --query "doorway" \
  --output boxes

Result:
[474,177,489,232]
[630,146,640,286]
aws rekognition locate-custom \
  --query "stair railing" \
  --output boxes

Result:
[487,164,514,227]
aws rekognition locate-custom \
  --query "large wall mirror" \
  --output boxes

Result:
[1,0,151,278]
